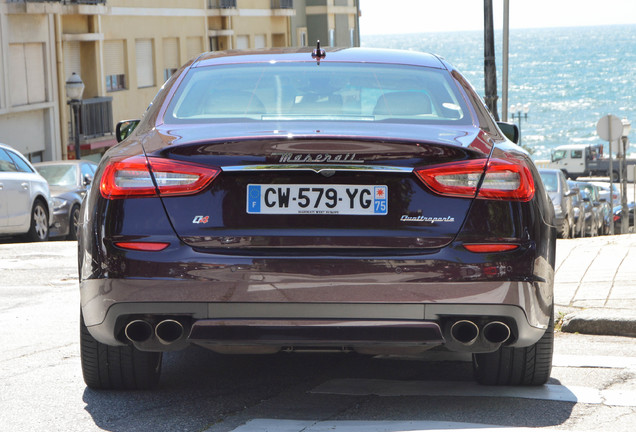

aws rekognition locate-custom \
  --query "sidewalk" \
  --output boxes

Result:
[555,234,636,337]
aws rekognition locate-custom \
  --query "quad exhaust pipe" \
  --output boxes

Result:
[448,319,511,347]
[124,320,154,343]
[155,319,185,345]
[124,318,186,345]
[450,320,480,345]
[482,321,511,344]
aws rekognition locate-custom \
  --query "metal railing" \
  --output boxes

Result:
[271,0,293,8]
[69,97,113,142]
[208,0,237,8]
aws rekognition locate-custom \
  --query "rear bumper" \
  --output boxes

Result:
[81,276,551,353]
[80,221,554,353]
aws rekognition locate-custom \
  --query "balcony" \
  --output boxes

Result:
[208,0,236,8]
[7,0,107,15]
[271,0,293,8]
[8,0,106,3]
[68,97,113,144]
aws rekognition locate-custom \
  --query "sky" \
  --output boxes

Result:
[359,0,636,35]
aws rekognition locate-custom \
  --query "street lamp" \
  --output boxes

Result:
[65,72,85,160]
[510,103,530,146]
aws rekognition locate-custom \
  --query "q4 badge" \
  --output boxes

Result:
[192,215,209,224]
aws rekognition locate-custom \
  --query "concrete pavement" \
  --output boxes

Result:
[556,234,636,337]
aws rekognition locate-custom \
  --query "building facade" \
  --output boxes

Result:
[0,0,359,162]
[291,0,360,48]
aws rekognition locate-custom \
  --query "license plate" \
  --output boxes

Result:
[247,184,388,215]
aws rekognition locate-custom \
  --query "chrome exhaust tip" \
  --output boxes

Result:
[450,320,480,345]
[482,321,511,344]
[124,320,153,343]
[155,319,185,345]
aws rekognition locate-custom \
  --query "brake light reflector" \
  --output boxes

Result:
[100,156,220,199]
[464,243,519,253]
[414,158,535,202]
[114,241,170,251]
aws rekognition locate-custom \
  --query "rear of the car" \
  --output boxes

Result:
[78,49,555,389]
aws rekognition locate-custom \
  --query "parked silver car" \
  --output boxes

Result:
[538,168,576,238]
[0,143,53,241]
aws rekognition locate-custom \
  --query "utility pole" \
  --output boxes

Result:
[484,0,499,120]
[502,0,509,122]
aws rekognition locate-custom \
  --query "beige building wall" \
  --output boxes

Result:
[208,0,294,51]
[100,3,207,123]
[291,0,359,48]
[0,9,61,161]
[0,1,363,162]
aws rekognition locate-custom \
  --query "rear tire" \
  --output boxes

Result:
[472,310,554,386]
[80,312,162,390]
[26,199,49,242]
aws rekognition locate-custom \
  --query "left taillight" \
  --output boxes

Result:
[100,155,220,199]
[414,157,535,202]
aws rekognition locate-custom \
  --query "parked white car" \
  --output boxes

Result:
[0,143,53,241]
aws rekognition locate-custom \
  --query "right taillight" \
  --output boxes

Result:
[100,155,220,199]
[414,157,535,202]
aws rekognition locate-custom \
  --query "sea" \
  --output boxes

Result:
[362,25,636,162]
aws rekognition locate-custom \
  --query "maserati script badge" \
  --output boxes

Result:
[274,153,365,164]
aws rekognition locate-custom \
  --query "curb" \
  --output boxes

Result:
[560,308,636,337]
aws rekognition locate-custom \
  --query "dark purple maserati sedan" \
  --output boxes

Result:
[78,47,556,390]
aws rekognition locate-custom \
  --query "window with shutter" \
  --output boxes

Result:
[186,37,202,60]
[9,43,46,106]
[236,35,249,50]
[9,44,28,106]
[104,40,126,92]
[136,39,155,88]
[255,35,266,49]
[163,38,179,82]
[64,41,81,81]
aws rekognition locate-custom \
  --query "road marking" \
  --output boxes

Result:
[229,419,565,432]
[310,378,636,407]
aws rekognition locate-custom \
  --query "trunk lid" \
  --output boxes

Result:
[150,126,487,250]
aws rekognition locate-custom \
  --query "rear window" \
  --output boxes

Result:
[540,172,558,192]
[37,165,77,187]
[164,62,471,125]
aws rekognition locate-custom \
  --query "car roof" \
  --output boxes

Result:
[193,47,447,70]
[0,142,18,152]
[0,142,29,159]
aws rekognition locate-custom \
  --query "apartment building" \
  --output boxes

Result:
[291,0,360,48]
[0,0,359,162]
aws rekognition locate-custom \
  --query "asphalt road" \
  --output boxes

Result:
[1,241,636,432]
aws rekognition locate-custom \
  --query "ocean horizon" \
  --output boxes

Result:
[362,24,636,161]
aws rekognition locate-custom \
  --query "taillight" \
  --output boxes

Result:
[414,158,535,202]
[100,155,220,199]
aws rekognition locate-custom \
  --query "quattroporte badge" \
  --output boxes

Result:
[400,215,455,223]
